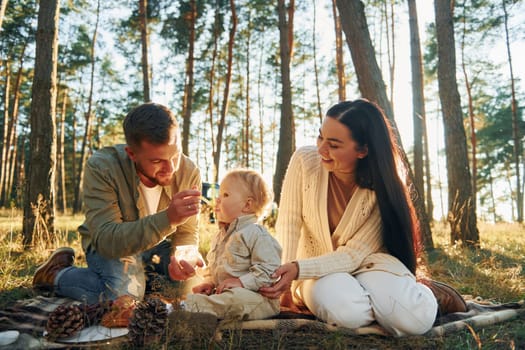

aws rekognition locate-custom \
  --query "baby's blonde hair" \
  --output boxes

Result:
[222,169,273,217]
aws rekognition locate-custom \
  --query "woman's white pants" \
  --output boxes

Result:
[295,271,438,336]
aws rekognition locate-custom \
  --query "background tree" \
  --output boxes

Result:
[331,0,345,102]
[408,0,433,220]
[73,0,100,214]
[0,0,523,231]
[139,0,151,102]
[0,1,35,208]
[273,0,295,204]
[336,0,434,250]
[22,0,60,246]
[0,0,7,31]
[502,0,522,223]
[213,0,237,183]
[434,0,479,246]
[180,0,197,155]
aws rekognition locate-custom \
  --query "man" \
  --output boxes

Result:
[33,102,203,304]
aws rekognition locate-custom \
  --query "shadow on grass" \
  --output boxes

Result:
[427,246,524,302]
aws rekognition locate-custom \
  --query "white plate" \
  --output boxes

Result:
[0,330,20,346]
[45,326,128,343]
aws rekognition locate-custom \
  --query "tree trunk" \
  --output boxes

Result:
[22,0,60,246]
[313,0,322,122]
[243,13,251,168]
[71,107,77,212]
[336,0,433,250]
[139,0,151,102]
[434,0,479,246]
[57,88,67,212]
[408,0,424,204]
[257,39,265,175]
[502,0,522,222]
[73,0,99,214]
[383,0,395,107]
[0,60,10,206]
[407,0,433,226]
[273,0,295,205]
[0,0,7,31]
[460,2,477,214]
[331,0,345,102]
[5,43,27,206]
[206,2,220,180]
[335,0,393,120]
[181,0,196,156]
[213,0,237,183]
[287,0,295,58]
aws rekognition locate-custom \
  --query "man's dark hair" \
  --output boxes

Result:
[123,102,179,147]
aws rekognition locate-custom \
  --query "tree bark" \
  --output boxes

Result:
[73,0,99,214]
[243,11,252,168]
[5,43,27,206]
[181,0,196,156]
[313,0,322,122]
[0,60,10,206]
[460,2,477,215]
[0,0,8,31]
[407,0,433,227]
[213,0,237,183]
[336,0,433,250]
[139,0,151,102]
[273,0,295,205]
[331,0,345,102]
[57,88,67,212]
[22,0,60,246]
[206,2,220,180]
[502,0,522,222]
[434,0,479,246]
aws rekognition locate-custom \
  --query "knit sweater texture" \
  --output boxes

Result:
[276,146,413,284]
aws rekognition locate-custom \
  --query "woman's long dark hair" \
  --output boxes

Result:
[326,99,420,273]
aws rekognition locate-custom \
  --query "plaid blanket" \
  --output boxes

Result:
[0,296,523,348]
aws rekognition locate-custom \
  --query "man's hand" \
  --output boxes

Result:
[168,255,203,281]
[167,189,201,226]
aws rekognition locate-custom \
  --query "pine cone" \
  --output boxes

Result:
[45,304,85,341]
[82,300,114,326]
[100,295,137,328]
[128,297,169,346]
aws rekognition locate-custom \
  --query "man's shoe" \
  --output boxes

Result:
[421,279,468,316]
[33,247,75,290]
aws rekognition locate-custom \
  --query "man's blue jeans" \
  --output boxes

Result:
[54,248,145,305]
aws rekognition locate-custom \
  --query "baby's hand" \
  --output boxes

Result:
[215,277,243,294]
[192,282,215,295]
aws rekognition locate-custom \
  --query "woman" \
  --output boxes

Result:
[260,99,464,336]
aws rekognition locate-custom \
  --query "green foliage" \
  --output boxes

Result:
[0,0,524,220]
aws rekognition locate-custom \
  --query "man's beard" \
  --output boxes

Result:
[135,163,172,187]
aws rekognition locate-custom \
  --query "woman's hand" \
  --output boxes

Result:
[168,255,204,281]
[259,262,299,299]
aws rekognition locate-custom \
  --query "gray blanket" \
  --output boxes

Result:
[0,296,523,349]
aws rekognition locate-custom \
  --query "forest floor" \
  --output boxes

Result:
[0,211,524,349]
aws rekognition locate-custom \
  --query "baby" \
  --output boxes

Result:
[183,168,282,320]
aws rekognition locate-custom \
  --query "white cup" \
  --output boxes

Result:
[174,245,202,268]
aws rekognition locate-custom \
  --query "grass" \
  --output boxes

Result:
[0,211,524,349]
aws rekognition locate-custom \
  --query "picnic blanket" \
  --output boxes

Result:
[0,296,523,349]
